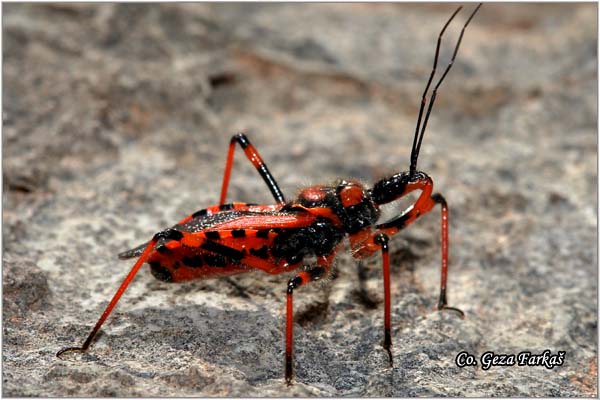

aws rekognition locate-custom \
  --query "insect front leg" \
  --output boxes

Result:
[430,193,461,313]
[220,133,286,205]
[379,192,463,316]
[371,180,463,316]
[348,190,463,365]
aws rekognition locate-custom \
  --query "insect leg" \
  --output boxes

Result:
[376,194,463,317]
[285,254,334,385]
[57,228,183,357]
[220,133,286,205]
[430,193,462,315]
[374,233,393,366]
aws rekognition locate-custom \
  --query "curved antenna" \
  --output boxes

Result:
[409,3,482,176]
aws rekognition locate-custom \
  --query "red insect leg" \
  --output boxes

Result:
[376,192,461,316]
[374,233,392,365]
[285,249,338,384]
[59,225,308,356]
[431,193,451,310]
[350,179,462,363]
[220,133,286,205]
[365,177,462,315]
[57,232,164,356]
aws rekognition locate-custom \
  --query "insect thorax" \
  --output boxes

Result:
[290,180,381,235]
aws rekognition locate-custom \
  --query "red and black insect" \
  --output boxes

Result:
[57,4,481,384]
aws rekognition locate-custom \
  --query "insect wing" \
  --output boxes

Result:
[118,210,250,259]
[118,210,317,259]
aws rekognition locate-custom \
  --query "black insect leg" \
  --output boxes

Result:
[220,133,286,205]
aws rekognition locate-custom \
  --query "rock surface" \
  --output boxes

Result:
[3,3,597,397]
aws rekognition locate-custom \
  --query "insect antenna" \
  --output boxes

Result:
[409,3,482,176]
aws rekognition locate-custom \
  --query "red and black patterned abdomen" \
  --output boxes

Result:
[118,206,346,283]
[119,210,268,282]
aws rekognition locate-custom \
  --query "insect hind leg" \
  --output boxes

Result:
[57,229,182,357]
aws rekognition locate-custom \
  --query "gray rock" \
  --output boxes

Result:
[3,3,596,396]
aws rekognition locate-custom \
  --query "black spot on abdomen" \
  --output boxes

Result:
[182,255,204,268]
[250,245,269,259]
[149,262,173,282]
[156,245,169,254]
[232,229,246,238]
[203,253,228,268]
[256,230,270,239]
[205,231,221,240]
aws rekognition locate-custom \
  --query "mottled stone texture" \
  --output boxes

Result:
[3,3,597,397]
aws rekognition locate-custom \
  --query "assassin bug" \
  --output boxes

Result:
[57,4,481,384]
